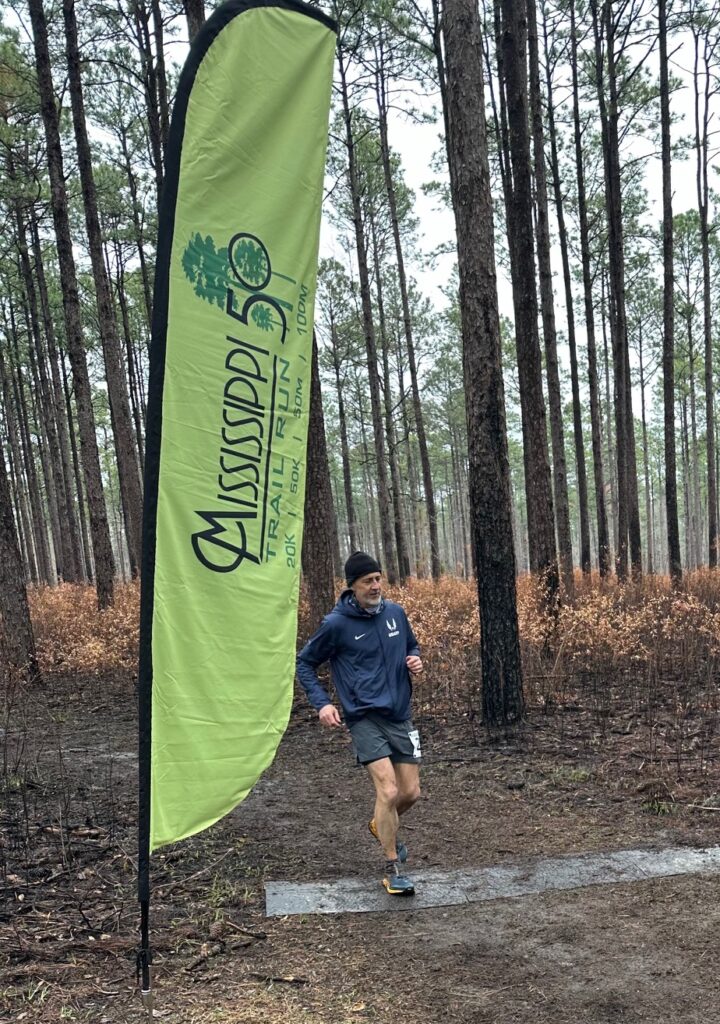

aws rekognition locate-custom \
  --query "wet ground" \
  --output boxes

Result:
[2,671,720,1022]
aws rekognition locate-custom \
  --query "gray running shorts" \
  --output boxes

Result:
[348,712,422,766]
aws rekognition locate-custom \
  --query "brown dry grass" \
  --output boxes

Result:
[29,581,140,675]
[24,571,720,720]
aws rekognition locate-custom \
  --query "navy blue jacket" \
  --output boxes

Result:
[296,591,420,724]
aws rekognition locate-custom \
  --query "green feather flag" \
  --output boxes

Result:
[138,0,336,862]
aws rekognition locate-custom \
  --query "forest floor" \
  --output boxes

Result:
[2,668,720,1024]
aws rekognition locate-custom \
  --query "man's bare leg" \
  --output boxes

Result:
[367,757,400,860]
[394,762,421,818]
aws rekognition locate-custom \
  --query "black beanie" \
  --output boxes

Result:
[345,551,382,586]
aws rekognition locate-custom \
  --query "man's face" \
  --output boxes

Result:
[351,571,382,609]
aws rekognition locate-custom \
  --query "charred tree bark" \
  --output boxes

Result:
[0,439,39,681]
[302,335,338,634]
[543,2,591,576]
[693,23,717,567]
[131,0,164,208]
[119,126,154,328]
[149,0,170,152]
[329,315,358,553]
[30,216,86,580]
[375,42,441,579]
[3,404,37,585]
[0,340,38,585]
[591,0,642,578]
[659,0,681,583]
[370,214,410,582]
[63,0,143,574]
[183,0,205,41]
[28,0,115,607]
[337,45,398,582]
[24,316,63,582]
[60,349,93,578]
[497,0,558,604]
[11,188,79,583]
[638,323,653,573]
[3,311,53,586]
[570,0,609,576]
[527,0,573,596]
[110,239,146,468]
[443,0,524,726]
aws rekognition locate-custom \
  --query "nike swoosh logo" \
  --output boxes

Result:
[354,633,366,640]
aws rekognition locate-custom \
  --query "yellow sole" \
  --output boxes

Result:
[382,879,415,896]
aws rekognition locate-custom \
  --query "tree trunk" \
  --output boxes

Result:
[183,0,205,42]
[150,0,170,152]
[601,275,617,560]
[0,343,39,584]
[329,315,358,554]
[30,214,85,579]
[63,0,143,574]
[110,239,146,469]
[8,168,79,583]
[302,335,338,634]
[132,0,164,208]
[443,0,524,726]
[591,0,642,578]
[370,213,409,582]
[544,1,591,576]
[337,47,398,582]
[527,0,573,597]
[119,126,154,329]
[28,0,115,607]
[60,348,93,578]
[497,0,558,605]
[9,447,34,582]
[0,439,39,681]
[681,396,692,568]
[398,339,423,575]
[3,311,53,586]
[687,304,702,569]
[24,316,62,583]
[570,0,609,576]
[638,324,653,573]
[693,25,717,567]
[357,383,381,558]
[375,46,441,579]
[659,0,680,581]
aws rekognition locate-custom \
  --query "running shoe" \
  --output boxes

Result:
[368,818,407,863]
[382,859,415,896]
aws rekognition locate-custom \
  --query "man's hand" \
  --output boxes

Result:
[406,655,423,676]
[319,704,342,728]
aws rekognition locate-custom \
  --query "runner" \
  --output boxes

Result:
[296,552,423,895]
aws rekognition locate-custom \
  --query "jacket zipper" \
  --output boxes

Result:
[373,614,392,696]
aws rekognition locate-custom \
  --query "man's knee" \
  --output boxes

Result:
[376,778,399,806]
[399,781,421,807]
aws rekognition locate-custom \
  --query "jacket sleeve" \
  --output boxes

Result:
[296,616,336,711]
[404,610,420,658]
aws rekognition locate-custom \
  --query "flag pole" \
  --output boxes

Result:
[136,126,165,1013]
[138,632,153,1017]
[136,6,335,1013]
[136,192,165,1019]
[137,479,156,1019]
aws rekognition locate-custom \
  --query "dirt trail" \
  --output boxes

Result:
[2,673,720,1022]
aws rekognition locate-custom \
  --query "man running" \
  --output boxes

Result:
[296,551,423,896]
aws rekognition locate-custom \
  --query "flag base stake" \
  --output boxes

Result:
[136,943,154,1019]
[141,979,154,1019]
